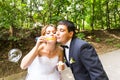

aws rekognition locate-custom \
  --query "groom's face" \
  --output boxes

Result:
[56,25,73,45]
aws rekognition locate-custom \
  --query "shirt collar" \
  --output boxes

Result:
[65,39,72,48]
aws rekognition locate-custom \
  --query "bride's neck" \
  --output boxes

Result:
[45,43,56,52]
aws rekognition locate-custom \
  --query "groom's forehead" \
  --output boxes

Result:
[57,25,67,29]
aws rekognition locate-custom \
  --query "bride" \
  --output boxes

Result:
[20,24,65,80]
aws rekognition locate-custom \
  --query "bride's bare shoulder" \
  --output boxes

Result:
[57,46,63,51]
[56,46,64,56]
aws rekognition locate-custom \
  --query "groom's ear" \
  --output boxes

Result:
[69,31,74,38]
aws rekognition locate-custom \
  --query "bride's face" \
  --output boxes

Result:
[45,26,57,42]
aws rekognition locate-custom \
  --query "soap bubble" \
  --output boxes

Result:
[8,48,22,63]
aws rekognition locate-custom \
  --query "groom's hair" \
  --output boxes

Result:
[57,20,76,38]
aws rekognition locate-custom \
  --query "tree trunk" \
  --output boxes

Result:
[91,0,95,30]
[99,0,104,29]
[106,0,110,29]
[9,26,13,37]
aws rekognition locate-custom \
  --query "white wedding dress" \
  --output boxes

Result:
[26,56,61,80]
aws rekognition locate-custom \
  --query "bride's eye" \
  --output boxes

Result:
[53,32,56,34]
[46,31,50,35]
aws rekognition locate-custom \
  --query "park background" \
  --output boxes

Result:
[0,0,120,79]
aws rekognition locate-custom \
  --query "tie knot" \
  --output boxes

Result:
[61,45,69,48]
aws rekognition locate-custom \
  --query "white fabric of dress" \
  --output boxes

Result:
[26,56,61,80]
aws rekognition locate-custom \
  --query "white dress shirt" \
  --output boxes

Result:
[64,39,72,62]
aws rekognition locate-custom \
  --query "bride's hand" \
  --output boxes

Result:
[36,36,46,44]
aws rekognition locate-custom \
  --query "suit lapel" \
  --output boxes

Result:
[69,38,75,62]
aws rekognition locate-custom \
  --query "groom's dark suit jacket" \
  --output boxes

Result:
[66,38,109,80]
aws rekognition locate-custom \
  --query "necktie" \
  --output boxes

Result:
[61,45,69,67]
[60,45,68,48]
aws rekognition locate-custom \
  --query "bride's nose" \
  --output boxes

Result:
[49,32,55,36]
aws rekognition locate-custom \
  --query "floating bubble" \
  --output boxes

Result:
[8,48,22,63]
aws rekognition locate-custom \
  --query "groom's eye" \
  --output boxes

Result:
[59,29,65,32]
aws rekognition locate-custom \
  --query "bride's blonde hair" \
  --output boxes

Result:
[41,24,56,36]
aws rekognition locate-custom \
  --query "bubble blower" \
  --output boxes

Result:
[35,36,56,42]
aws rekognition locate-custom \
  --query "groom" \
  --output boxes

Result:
[56,20,109,80]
